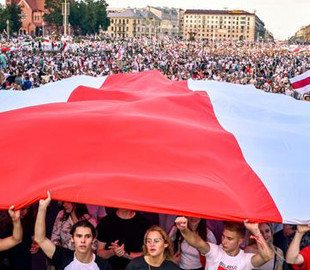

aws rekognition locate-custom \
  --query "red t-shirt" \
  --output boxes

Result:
[293,246,310,270]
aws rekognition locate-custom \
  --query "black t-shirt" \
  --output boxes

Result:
[51,246,112,270]
[125,256,180,270]
[96,212,150,270]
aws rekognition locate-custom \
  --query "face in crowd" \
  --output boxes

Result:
[63,202,76,214]
[70,221,97,255]
[221,223,245,255]
[143,226,173,259]
[72,226,94,254]
[259,223,273,244]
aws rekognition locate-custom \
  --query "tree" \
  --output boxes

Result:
[43,0,109,36]
[69,0,109,35]
[44,0,63,31]
[0,3,22,35]
[7,4,22,33]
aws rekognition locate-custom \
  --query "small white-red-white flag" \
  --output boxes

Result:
[115,48,124,60]
[289,70,310,94]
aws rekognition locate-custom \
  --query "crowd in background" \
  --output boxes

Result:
[0,35,310,100]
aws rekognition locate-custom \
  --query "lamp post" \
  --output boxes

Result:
[62,0,70,36]
[42,21,45,37]
[6,19,10,38]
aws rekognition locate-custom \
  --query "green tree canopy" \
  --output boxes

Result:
[0,3,22,35]
[45,0,109,35]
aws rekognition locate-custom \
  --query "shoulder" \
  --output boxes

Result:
[163,260,180,270]
[95,255,112,270]
[126,256,146,270]
[54,246,74,257]
[52,246,74,267]
[207,229,217,244]
[97,214,113,229]
[55,210,65,220]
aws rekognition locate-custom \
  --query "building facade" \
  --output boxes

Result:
[306,25,310,42]
[143,6,181,37]
[106,7,184,38]
[294,26,307,42]
[182,9,266,42]
[6,0,45,36]
[106,8,161,38]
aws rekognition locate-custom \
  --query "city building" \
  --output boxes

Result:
[294,26,307,42]
[264,29,274,42]
[106,6,184,38]
[142,6,182,37]
[306,25,310,42]
[106,8,161,38]
[6,0,45,36]
[182,9,266,42]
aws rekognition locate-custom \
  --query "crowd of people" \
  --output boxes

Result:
[0,191,310,270]
[0,35,310,100]
[1,35,310,269]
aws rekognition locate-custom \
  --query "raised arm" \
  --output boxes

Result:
[34,191,56,259]
[0,206,23,251]
[245,221,273,268]
[286,225,310,265]
[175,216,210,254]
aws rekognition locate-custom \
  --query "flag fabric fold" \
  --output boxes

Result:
[0,70,309,224]
[290,70,310,94]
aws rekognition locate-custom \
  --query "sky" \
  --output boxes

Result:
[1,0,309,40]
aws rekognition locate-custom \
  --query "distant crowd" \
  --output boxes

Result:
[0,35,310,101]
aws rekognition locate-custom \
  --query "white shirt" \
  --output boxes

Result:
[205,243,254,270]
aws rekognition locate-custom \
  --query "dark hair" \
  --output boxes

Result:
[173,218,207,253]
[223,222,246,238]
[61,202,90,221]
[70,220,97,238]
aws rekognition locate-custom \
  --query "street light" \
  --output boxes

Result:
[42,21,45,37]
[6,19,10,38]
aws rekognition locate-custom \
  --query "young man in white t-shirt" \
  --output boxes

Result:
[175,217,273,270]
[34,192,112,270]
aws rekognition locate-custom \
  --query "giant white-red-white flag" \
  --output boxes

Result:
[290,70,310,94]
[0,70,310,224]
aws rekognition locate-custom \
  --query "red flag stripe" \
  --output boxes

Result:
[0,70,281,222]
[291,76,310,89]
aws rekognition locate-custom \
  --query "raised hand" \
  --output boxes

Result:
[39,191,51,210]
[8,205,20,223]
[297,224,310,234]
[244,220,260,236]
[175,216,188,231]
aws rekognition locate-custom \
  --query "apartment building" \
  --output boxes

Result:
[182,9,266,41]
[106,8,161,38]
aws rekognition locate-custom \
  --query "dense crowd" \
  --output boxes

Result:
[1,35,310,100]
[1,194,310,270]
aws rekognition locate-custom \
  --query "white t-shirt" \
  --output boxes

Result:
[205,243,255,270]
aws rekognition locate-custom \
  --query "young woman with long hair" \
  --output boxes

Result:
[126,226,180,270]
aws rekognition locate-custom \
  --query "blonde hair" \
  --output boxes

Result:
[143,225,174,261]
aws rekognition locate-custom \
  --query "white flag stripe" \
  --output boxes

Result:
[189,79,310,224]
[290,70,310,84]
[0,76,107,113]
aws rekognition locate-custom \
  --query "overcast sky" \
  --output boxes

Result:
[1,0,309,40]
